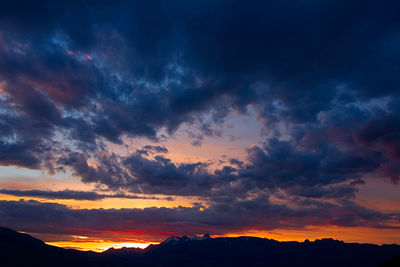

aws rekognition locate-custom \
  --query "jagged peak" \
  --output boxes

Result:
[161,234,212,245]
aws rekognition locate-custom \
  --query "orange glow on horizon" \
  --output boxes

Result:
[47,240,157,252]
[37,224,400,252]
[217,225,400,245]
[0,193,199,209]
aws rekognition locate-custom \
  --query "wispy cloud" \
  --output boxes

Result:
[0,189,172,201]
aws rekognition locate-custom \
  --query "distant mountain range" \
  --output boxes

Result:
[0,227,399,267]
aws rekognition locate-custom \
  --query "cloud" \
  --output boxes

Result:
[241,138,381,189]
[58,150,227,196]
[56,138,390,204]
[0,189,171,201]
[0,0,399,152]
[137,145,168,155]
[0,199,397,242]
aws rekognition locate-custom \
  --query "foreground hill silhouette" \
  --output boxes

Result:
[1,227,399,267]
[0,227,140,267]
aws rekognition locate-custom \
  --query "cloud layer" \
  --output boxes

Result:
[0,199,398,242]
[0,189,170,201]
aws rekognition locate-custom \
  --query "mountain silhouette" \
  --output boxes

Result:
[0,227,142,267]
[1,227,399,267]
[104,235,400,267]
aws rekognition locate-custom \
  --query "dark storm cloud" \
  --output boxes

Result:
[0,112,56,170]
[57,146,369,203]
[122,152,217,195]
[58,150,231,196]
[0,189,171,201]
[241,138,381,189]
[0,199,398,241]
[57,152,132,186]
[0,0,399,150]
[352,99,400,183]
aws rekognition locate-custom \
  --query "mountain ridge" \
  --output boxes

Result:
[104,234,400,267]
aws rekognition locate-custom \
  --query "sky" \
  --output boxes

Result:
[0,0,400,251]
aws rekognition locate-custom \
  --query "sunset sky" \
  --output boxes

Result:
[0,0,399,251]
